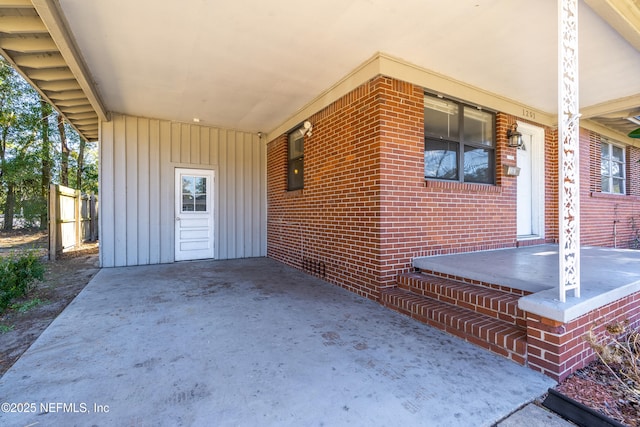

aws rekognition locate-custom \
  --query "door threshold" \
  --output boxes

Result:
[517,235,541,241]
[516,237,546,248]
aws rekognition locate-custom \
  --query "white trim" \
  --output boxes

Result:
[600,138,627,195]
[516,121,546,240]
[519,279,640,323]
[558,0,581,302]
[174,168,215,261]
[267,52,556,142]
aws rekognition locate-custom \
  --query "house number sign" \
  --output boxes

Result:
[522,109,536,120]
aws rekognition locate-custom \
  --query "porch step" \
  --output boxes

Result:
[397,272,526,327]
[381,273,527,364]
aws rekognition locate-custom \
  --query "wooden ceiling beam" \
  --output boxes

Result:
[27,68,74,81]
[47,89,86,100]
[65,111,97,120]
[38,79,81,91]
[13,52,66,68]
[55,98,90,107]
[0,37,58,53]
[59,105,94,114]
[0,16,47,33]
[0,0,34,7]
[32,0,109,122]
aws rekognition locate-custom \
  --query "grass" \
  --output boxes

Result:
[10,298,46,314]
[0,324,15,334]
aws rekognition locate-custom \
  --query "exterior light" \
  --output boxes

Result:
[507,123,524,149]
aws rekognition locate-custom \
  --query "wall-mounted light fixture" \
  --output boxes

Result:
[298,120,313,138]
[507,122,524,149]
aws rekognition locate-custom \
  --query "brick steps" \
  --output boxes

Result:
[397,272,527,327]
[381,273,527,365]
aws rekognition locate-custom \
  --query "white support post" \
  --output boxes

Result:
[558,0,581,302]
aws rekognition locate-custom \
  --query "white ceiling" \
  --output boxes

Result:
[54,0,640,135]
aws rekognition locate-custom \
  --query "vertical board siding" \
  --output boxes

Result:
[159,121,173,264]
[98,120,114,267]
[125,115,138,266]
[113,116,127,266]
[99,113,266,267]
[148,120,161,264]
[137,118,150,265]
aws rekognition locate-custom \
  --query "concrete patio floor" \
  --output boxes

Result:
[413,244,640,294]
[413,245,640,322]
[0,258,558,426]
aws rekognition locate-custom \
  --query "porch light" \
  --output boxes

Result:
[507,123,524,149]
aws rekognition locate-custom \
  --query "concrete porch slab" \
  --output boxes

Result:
[413,245,640,322]
[0,258,555,426]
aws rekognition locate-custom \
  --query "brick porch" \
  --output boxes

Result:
[380,245,640,381]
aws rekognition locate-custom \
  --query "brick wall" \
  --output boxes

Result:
[267,77,385,299]
[267,75,561,297]
[581,130,640,248]
[527,290,640,381]
[267,74,638,301]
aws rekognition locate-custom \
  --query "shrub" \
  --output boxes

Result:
[0,251,44,313]
[585,320,640,404]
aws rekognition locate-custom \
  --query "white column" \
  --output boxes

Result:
[558,0,581,302]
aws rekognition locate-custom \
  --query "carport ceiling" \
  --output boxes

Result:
[0,0,639,141]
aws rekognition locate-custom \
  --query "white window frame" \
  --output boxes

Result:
[601,140,626,195]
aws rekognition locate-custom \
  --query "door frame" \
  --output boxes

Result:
[516,121,545,240]
[174,167,215,261]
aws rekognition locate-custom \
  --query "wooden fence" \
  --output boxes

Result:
[48,184,98,260]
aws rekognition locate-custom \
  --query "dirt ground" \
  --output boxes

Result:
[0,229,99,377]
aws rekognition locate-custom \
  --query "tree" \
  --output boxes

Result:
[0,60,41,230]
[76,136,85,191]
[57,114,68,186]
[0,57,98,231]
[40,99,52,229]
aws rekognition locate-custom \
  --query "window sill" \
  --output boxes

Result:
[284,189,304,198]
[425,180,501,193]
[590,191,639,201]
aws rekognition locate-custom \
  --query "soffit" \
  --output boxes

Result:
[1,1,639,144]
[0,0,106,142]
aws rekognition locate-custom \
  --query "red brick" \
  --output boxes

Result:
[267,73,640,382]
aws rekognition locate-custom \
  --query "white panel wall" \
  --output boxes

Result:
[99,114,267,267]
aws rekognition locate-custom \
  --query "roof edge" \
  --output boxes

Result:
[266,52,558,142]
[32,0,109,123]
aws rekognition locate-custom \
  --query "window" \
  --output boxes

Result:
[601,140,625,194]
[288,128,304,190]
[182,175,207,212]
[424,94,495,184]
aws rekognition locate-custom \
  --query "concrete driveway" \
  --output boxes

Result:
[0,258,555,426]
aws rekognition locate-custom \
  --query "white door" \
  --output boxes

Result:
[516,122,545,239]
[175,168,214,261]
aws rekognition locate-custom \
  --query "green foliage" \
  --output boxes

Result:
[0,251,44,313]
[79,151,99,195]
[0,57,99,229]
[0,324,14,334]
[10,297,46,313]
[66,139,99,194]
